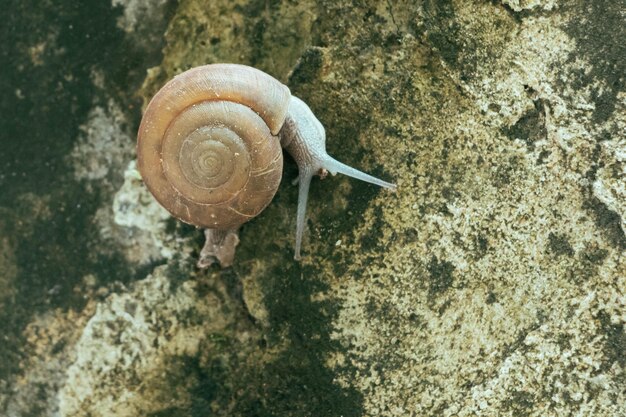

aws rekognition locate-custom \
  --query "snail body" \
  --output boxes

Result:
[137,63,395,266]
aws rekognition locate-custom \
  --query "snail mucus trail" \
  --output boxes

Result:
[137,63,396,267]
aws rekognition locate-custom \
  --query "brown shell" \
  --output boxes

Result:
[137,64,291,229]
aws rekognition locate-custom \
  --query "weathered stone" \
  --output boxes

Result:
[1,0,624,416]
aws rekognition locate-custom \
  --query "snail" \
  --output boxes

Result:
[137,63,395,267]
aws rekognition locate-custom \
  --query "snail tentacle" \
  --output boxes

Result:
[320,157,397,189]
[281,96,396,259]
[293,168,313,260]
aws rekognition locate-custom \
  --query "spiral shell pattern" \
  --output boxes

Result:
[137,64,291,229]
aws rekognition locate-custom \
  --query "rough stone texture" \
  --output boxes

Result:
[57,265,263,416]
[1,0,624,416]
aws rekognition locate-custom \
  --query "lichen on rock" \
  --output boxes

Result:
[1,0,624,416]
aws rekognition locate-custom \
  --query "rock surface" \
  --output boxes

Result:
[0,0,624,416]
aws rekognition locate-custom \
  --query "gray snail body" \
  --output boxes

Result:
[137,63,395,267]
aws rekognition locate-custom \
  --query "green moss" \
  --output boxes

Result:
[473,234,489,260]
[597,311,626,369]
[147,355,226,417]
[582,196,626,250]
[547,232,575,257]
[427,256,455,297]
[178,218,364,416]
[504,390,536,416]
[1,2,121,204]
[503,100,547,149]
[491,155,526,189]
[422,0,461,67]
[0,0,166,383]
[562,242,610,284]
[223,261,364,417]
[255,263,361,416]
[288,47,324,86]
[563,0,626,123]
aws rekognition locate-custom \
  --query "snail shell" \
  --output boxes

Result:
[137,64,290,230]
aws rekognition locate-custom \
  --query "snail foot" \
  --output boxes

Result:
[197,228,240,268]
